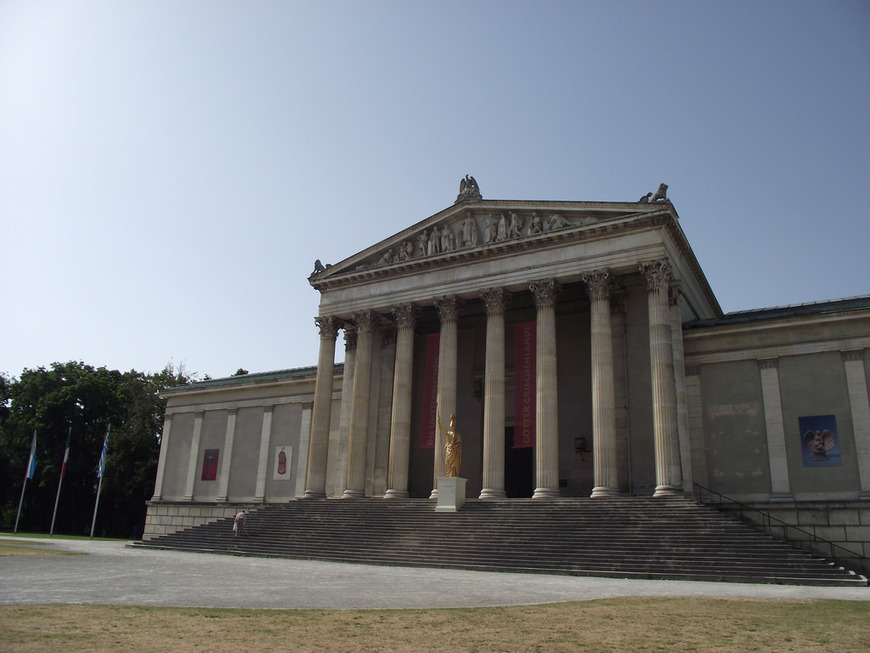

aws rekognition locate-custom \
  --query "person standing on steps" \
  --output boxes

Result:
[233,510,246,537]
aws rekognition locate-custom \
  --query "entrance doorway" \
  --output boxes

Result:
[504,427,534,498]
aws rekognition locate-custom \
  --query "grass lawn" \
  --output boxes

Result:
[1,599,868,652]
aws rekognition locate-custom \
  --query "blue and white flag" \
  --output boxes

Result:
[25,431,37,480]
[97,427,110,478]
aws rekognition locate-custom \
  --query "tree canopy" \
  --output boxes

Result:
[0,362,197,538]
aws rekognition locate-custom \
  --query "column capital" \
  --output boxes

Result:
[343,329,357,351]
[530,279,560,308]
[842,350,865,363]
[581,270,613,302]
[758,358,779,370]
[480,287,510,316]
[639,259,673,292]
[391,304,418,329]
[352,309,377,333]
[314,316,340,339]
[435,295,461,323]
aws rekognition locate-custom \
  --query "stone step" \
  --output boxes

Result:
[139,497,867,586]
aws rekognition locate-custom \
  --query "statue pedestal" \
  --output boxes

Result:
[435,477,467,512]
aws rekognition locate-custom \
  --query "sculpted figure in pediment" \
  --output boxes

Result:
[441,226,455,252]
[461,215,479,247]
[507,212,523,239]
[428,226,441,256]
[497,214,508,241]
[417,231,428,257]
[399,240,414,261]
[529,212,542,235]
[378,249,394,265]
[546,213,568,231]
[484,216,497,244]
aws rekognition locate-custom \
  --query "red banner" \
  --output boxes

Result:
[419,332,440,449]
[515,321,536,448]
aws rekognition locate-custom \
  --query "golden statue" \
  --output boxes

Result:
[437,413,462,477]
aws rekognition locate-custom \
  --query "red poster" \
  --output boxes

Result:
[419,333,440,449]
[201,448,219,481]
[515,321,536,448]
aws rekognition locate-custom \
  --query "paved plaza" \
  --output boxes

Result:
[1,536,867,610]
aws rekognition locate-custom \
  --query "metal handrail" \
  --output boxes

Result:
[693,483,867,576]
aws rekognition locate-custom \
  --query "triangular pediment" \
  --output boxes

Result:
[309,199,677,290]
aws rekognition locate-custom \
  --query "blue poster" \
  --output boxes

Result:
[799,415,841,467]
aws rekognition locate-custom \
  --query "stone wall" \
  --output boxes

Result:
[729,501,870,576]
[143,502,247,541]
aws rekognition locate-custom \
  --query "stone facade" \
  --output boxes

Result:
[144,187,870,569]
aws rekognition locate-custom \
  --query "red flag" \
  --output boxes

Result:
[419,333,440,449]
[514,321,536,448]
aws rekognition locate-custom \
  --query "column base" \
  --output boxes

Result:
[302,490,326,499]
[653,485,683,497]
[342,489,365,499]
[590,486,620,498]
[479,488,507,499]
[435,477,467,512]
[429,488,438,500]
[532,487,561,499]
[384,489,409,499]
[769,492,794,502]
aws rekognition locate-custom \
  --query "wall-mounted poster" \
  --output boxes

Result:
[201,448,219,480]
[799,415,841,467]
[273,446,293,480]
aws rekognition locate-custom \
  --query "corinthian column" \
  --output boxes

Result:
[639,259,682,496]
[431,296,460,498]
[480,288,509,499]
[583,270,619,497]
[304,316,340,498]
[343,310,376,498]
[385,304,417,499]
[530,279,560,499]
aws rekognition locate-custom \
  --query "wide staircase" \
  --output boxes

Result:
[138,497,868,586]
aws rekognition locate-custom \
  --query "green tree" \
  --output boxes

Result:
[0,362,197,537]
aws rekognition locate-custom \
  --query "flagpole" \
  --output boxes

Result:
[13,478,28,534]
[14,429,37,534]
[50,426,72,537]
[90,425,110,539]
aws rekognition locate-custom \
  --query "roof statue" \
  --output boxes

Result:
[455,174,482,203]
[638,183,670,204]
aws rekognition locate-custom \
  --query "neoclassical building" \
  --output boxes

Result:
[144,181,870,560]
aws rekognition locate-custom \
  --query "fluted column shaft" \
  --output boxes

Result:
[333,331,357,497]
[480,288,508,499]
[531,280,560,498]
[583,271,619,497]
[304,316,340,498]
[183,411,204,501]
[343,311,376,498]
[640,260,682,496]
[431,296,460,498]
[386,305,417,498]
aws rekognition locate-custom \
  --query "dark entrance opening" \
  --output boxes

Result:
[504,427,534,498]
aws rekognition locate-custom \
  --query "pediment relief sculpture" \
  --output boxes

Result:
[347,209,592,273]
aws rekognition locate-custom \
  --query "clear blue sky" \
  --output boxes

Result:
[2,1,868,380]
